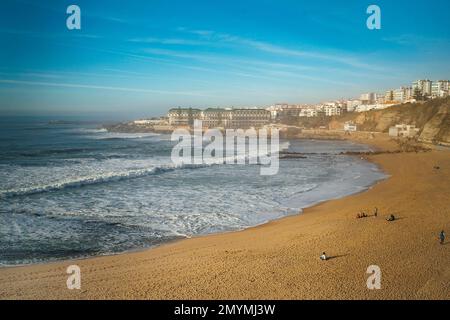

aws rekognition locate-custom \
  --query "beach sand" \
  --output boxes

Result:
[0,134,449,300]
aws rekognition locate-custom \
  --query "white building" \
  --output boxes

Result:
[393,86,413,103]
[385,90,395,102]
[413,80,433,97]
[267,105,283,120]
[299,108,319,117]
[346,99,362,112]
[344,121,357,132]
[389,124,420,138]
[355,103,395,112]
[133,119,167,125]
[431,80,450,98]
[360,93,376,105]
[324,104,341,116]
[375,94,385,104]
[134,120,153,125]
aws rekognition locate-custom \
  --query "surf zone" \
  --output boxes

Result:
[171,120,280,176]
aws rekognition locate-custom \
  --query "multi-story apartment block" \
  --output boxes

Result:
[413,79,433,97]
[324,104,341,117]
[360,93,376,105]
[394,88,405,102]
[385,90,395,102]
[346,99,362,112]
[431,80,450,98]
[393,86,413,102]
[299,108,319,117]
[405,87,413,100]
[375,94,385,104]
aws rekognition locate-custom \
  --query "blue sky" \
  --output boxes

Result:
[1,0,449,119]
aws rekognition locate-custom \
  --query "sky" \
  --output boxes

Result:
[1,0,450,120]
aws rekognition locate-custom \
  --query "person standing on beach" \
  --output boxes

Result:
[320,252,327,261]
[374,207,378,217]
[439,230,445,245]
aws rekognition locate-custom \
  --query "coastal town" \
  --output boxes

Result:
[111,78,450,144]
[3,0,450,305]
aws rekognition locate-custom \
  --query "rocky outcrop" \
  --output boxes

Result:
[315,97,450,146]
[419,105,450,145]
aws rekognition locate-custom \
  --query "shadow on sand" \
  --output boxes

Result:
[327,254,349,261]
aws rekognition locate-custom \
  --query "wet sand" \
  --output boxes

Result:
[1,134,449,299]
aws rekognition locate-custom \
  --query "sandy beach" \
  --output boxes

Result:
[0,134,449,300]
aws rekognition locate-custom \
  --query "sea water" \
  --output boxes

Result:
[0,117,386,265]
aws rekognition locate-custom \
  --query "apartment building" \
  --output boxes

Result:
[346,99,362,112]
[360,92,376,104]
[393,86,413,103]
[431,80,450,98]
[299,108,319,117]
[324,103,341,116]
[413,79,433,97]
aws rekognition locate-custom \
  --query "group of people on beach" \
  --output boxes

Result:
[355,207,400,222]
[356,207,378,219]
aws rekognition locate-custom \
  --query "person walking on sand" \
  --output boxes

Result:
[439,230,445,245]
[374,207,378,217]
[320,252,327,261]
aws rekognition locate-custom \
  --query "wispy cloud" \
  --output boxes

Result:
[0,79,213,97]
[139,46,379,85]
[176,27,214,37]
[0,71,63,79]
[178,28,384,71]
[129,37,206,46]
[103,17,128,24]
[382,34,450,47]
[0,29,102,39]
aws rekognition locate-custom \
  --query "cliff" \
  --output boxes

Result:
[317,97,450,145]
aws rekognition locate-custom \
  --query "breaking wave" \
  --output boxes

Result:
[0,163,204,198]
[0,141,289,198]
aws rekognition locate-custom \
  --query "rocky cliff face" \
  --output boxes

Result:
[419,104,450,144]
[323,97,450,145]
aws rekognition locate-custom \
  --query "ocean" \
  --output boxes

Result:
[0,118,387,266]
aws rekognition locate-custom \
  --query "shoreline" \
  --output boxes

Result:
[0,138,386,269]
[1,134,449,299]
